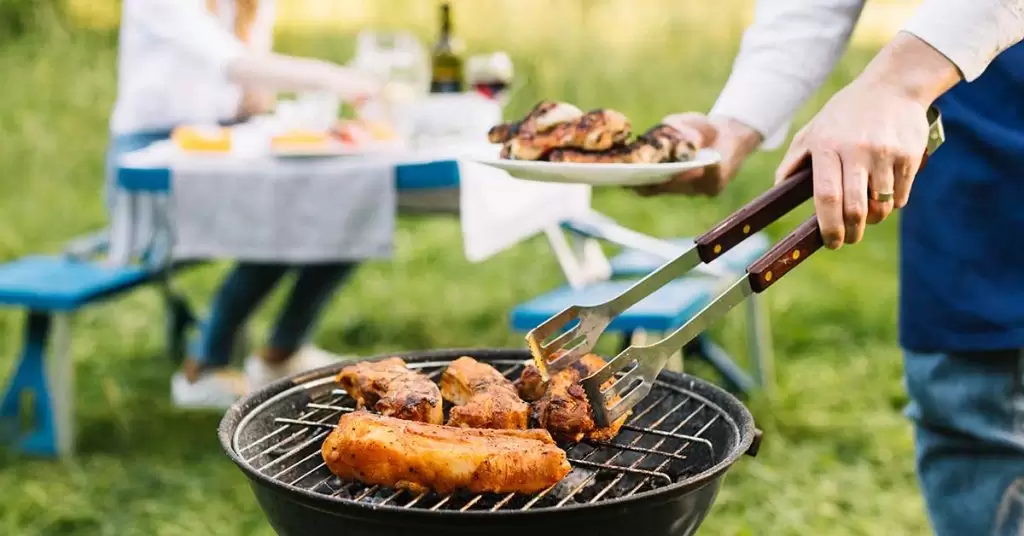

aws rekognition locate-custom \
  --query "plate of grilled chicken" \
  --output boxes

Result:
[321,354,629,495]
[475,100,720,186]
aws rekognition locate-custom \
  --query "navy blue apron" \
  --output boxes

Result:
[900,43,1024,352]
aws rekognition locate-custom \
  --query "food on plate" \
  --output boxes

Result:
[330,119,398,145]
[502,108,632,160]
[335,358,444,425]
[548,124,697,164]
[364,120,397,141]
[517,353,630,443]
[172,125,232,152]
[487,100,583,143]
[439,356,530,429]
[492,101,696,164]
[271,129,332,149]
[321,411,572,495]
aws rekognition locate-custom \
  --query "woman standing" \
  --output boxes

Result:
[108,0,379,408]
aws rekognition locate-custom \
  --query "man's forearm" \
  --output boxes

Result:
[857,32,962,107]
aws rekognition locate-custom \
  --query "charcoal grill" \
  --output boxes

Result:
[219,349,762,536]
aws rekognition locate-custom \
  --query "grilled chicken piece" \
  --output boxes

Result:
[439,356,530,429]
[321,411,572,495]
[517,354,630,443]
[515,361,549,402]
[335,358,443,425]
[505,108,632,160]
[547,124,698,164]
[487,100,584,144]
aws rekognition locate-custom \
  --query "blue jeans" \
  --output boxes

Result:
[904,349,1024,535]
[106,130,357,368]
[194,262,355,367]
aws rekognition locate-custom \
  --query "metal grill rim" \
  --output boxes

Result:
[229,357,747,515]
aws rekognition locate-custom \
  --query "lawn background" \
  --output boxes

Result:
[0,1,929,534]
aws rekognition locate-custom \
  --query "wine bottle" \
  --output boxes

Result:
[429,2,464,93]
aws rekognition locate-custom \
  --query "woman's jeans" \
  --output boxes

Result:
[106,131,356,369]
[904,349,1024,535]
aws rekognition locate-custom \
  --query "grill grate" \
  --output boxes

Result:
[233,359,736,512]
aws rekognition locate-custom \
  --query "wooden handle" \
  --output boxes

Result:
[695,161,813,263]
[746,215,824,292]
[740,141,937,293]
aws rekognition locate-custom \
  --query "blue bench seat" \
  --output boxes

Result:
[0,256,156,310]
[608,234,771,278]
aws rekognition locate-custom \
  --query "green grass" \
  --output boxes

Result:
[0,2,928,534]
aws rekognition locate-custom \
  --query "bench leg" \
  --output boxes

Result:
[0,312,74,457]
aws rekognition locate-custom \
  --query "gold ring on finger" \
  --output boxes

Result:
[871,191,894,203]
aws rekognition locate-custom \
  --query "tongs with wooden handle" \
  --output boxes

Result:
[525,106,945,427]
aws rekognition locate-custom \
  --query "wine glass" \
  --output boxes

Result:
[350,30,429,139]
[466,52,515,107]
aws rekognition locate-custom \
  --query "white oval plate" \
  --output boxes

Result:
[271,139,407,158]
[472,148,720,186]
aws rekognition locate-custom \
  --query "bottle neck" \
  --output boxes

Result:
[440,5,452,37]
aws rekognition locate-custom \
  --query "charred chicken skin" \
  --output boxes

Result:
[439,356,530,429]
[487,100,583,144]
[493,101,697,164]
[547,124,697,164]
[321,411,572,495]
[503,108,632,160]
[335,357,443,425]
[517,353,629,443]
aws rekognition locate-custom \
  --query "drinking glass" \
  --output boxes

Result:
[466,52,516,106]
[350,30,429,139]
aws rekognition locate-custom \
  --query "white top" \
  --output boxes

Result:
[110,0,275,134]
[710,0,1024,149]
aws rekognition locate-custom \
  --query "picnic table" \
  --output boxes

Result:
[109,120,593,268]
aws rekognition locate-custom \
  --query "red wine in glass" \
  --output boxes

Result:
[473,80,510,99]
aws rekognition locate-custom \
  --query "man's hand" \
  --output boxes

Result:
[775,31,960,250]
[774,81,929,249]
[633,114,762,197]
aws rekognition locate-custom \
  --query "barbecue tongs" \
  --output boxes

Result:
[527,106,946,427]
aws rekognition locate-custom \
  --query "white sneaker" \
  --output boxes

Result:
[244,345,347,390]
[171,369,249,409]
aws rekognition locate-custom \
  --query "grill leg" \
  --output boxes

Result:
[0,311,74,457]
[693,334,756,396]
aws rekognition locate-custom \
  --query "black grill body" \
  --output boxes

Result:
[219,349,760,536]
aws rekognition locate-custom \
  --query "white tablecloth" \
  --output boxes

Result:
[169,154,396,262]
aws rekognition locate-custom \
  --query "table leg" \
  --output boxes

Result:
[106,190,137,266]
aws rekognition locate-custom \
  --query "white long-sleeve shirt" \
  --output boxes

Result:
[110,0,275,134]
[710,0,1024,149]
